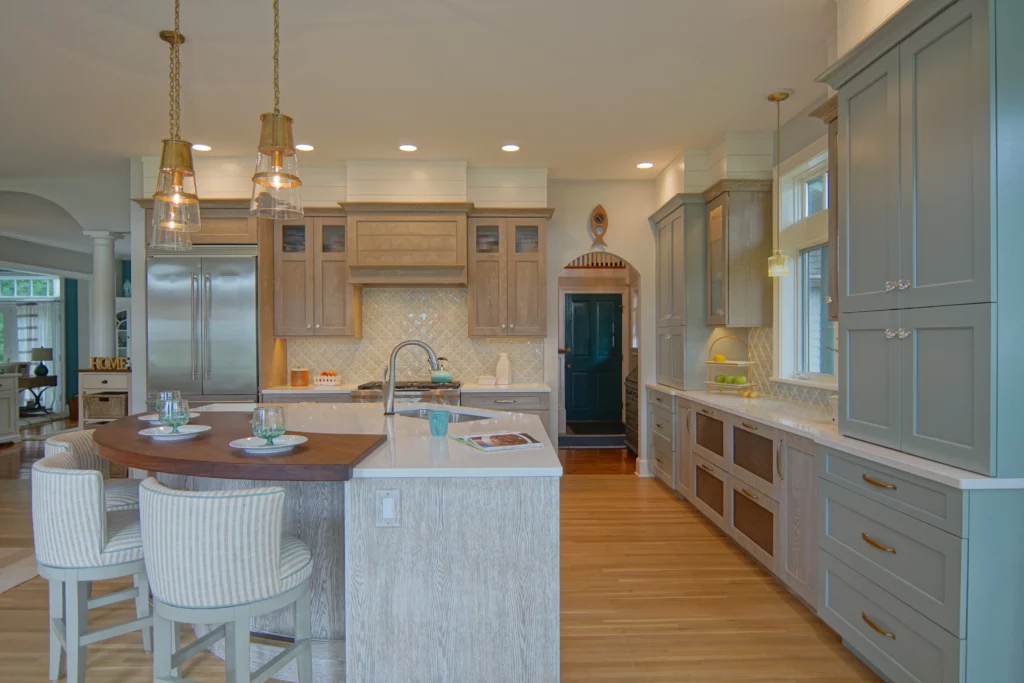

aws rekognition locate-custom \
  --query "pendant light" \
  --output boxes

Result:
[151,0,201,246]
[767,90,792,278]
[250,0,303,218]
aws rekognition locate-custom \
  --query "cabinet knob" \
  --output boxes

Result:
[884,328,897,339]
[307,324,312,329]
[315,324,320,329]
[501,324,506,329]
[897,328,911,339]
[509,324,515,329]
[101,380,108,384]
[825,295,834,304]
[885,281,897,292]
[897,279,911,291]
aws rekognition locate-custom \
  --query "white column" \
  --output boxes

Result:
[85,231,116,357]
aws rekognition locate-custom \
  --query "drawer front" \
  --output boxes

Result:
[650,405,674,443]
[729,481,780,572]
[652,439,673,486]
[731,419,780,501]
[694,406,726,468]
[0,376,16,392]
[82,374,130,391]
[647,389,674,412]
[692,457,729,531]
[820,481,965,636]
[819,554,963,683]
[462,392,548,411]
[820,447,965,536]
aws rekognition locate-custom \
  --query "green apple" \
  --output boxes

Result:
[724,375,736,384]
[735,375,748,385]
[714,374,727,383]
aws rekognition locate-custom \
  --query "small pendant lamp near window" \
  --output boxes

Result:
[151,0,201,248]
[251,0,303,218]
[767,90,792,278]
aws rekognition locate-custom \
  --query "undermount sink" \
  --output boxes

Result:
[395,409,492,423]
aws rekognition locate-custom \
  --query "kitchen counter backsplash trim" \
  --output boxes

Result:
[749,327,838,407]
[286,288,544,383]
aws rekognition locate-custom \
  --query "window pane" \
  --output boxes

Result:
[0,281,13,297]
[805,173,827,216]
[15,280,30,297]
[800,244,834,375]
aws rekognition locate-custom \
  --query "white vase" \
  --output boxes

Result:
[495,353,511,385]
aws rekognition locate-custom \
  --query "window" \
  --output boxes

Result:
[630,284,639,350]
[804,172,827,218]
[799,244,834,376]
[0,275,60,300]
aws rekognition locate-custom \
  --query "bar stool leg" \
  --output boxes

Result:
[152,613,173,682]
[170,620,181,677]
[64,580,88,683]
[134,572,153,652]
[225,617,251,683]
[47,579,65,682]
[294,590,313,683]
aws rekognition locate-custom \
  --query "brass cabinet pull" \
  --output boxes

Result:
[861,532,897,555]
[861,612,896,640]
[777,440,784,481]
[494,399,518,404]
[862,474,897,490]
[699,463,713,474]
[739,487,758,501]
[741,422,758,430]
[656,423,664,429]
[701,408,713,415]
[685,409,691,434]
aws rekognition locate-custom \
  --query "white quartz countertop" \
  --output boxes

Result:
[274,402,561,479]
[262,384,360,394]
[646,383,1024,490]
[461,382,551,393]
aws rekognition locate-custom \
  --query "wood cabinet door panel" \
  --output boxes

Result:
[273,219,314,337]
[313,218,358,337]
[839,48,902,313]
[468,219,508,336]
[0,392,15,436]
[706,196,728,326]
[899,0,992,309]
[656,208,685,328]
[655,326,684,389]
[782,438,818,607]
[351,216,465,267]
[839,310,902,450]
[191,210,258,245]
[507,219,546,336]
[900,303,994,475]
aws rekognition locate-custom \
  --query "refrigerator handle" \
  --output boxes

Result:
[190,273,199,380]
[204,274,212,380]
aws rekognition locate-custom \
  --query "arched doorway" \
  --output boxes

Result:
[555,252,640,455]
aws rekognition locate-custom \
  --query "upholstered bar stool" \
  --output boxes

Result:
[45,430,140,512]
[32,454,154,683]
[139,478,314,683]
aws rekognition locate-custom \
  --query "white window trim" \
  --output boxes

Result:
[772,137,837,391]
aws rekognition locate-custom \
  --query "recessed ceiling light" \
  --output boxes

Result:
[399,144,418,152]
[191,144,211,152]
[636,162,654,169]
[502,144,520,152]
[295,144,314,152]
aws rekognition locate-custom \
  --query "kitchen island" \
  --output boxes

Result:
[93,402,561,683]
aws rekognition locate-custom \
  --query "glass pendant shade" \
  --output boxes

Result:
[768,250,790,277]
[251,112,303,218]
[152,139,201,232]
[150,225,193,251]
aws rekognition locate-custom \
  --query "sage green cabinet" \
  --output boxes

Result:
[839,0,992,314]
[655,207,685,328]
[655,326,685,389]
[840,304,994,474]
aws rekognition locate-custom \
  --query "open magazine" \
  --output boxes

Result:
[450,432,543,452]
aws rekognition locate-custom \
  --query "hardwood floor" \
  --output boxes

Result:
[0,448,878,682]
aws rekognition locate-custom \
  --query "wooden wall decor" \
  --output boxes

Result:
[590,204,608,247]
[90,357,130,371]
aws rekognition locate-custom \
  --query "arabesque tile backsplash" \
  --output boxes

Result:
[748,327,837,407]
[286,288,544,384]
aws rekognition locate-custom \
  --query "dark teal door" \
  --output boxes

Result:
[565,294,623,422]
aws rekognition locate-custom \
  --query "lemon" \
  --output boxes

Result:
[712,354,727,362]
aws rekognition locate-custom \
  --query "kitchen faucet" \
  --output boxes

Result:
[384,340,440,415]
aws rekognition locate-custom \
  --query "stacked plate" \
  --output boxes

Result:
[138,412,200,426]
[138,424,211,442]
[228,435,308,455]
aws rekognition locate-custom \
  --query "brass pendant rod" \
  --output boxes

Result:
[775,96,780,248]
[273,0,281,114]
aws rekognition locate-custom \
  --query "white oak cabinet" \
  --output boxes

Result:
[674,396,694,499]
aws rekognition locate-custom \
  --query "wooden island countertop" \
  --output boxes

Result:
[92,411,387,481]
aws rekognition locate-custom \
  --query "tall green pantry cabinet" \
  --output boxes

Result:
[819,0,1024,681]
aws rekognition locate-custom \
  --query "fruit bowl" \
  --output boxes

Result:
[314,371,340,387]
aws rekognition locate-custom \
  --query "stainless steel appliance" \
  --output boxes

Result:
[147,253,258,403]
[351,380,461,405]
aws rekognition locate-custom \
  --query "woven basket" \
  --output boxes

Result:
[84,393,127,419]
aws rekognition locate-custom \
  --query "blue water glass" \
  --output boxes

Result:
[252,405,286,445]
[428,410,449,437]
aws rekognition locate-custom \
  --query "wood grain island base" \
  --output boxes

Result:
[93,402,562,683]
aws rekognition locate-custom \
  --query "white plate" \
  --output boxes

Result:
[138,412,200,425]
[228,435,308,455]
[138,424,211,442]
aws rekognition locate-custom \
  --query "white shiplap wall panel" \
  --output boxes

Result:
[467,167,547,207]
[346,160,467,202]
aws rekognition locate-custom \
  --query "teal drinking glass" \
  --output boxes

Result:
[152,389,182,413]
[158,398,190,434]
[428,410,449,437]
[252,406,286,445]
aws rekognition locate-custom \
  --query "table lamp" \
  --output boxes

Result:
[31,348,53,377]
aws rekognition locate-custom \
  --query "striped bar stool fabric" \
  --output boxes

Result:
[140,478,314,683]
[45,430,140,512]
[32,453,153,683]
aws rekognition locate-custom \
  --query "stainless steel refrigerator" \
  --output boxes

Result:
[147,254,258,403]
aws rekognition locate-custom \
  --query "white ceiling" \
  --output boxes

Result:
[0,0,834,181]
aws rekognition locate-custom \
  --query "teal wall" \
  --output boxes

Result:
[64,279,78,397]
